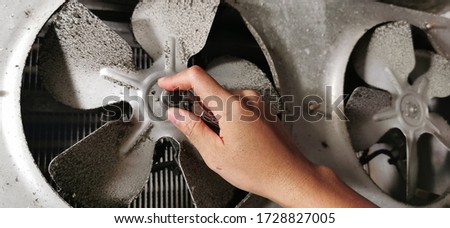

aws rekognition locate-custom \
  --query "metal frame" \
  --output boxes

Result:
[1,0,449,207]
[0,0,68,207]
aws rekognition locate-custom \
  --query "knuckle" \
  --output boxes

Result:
[187,65,205,78]
[243,90,260,97]
[240,90,261,105]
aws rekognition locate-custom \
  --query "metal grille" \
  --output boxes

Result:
[130,141,193,208]
[21,37,194,208]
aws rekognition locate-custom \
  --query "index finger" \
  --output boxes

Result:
[158,66,231,101]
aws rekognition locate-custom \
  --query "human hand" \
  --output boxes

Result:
[158,66,376,208]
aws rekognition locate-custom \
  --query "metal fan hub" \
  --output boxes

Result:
[370,75,438,137]
[100,65,174,122]
[399,93,426,127]
[148,83,168,120]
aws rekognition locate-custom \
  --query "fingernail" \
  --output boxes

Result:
[157,77,166,84]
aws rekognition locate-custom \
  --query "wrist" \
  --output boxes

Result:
[263,162,376,208]
[257,155,316,207]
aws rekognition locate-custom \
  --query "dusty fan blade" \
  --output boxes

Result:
[177,141,244,208]
[131,0,219,70]
[428,113,450,151]
[207,56,274,92]
[40,2,135,110]
[355,21,415,94]
[414,51,450,100]
[207,57,278,113]
[48,121,155,207]
[346,87,396,151]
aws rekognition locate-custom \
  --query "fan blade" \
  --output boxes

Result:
[48,121,155,207]
[131,0,220,70]
[207,56,274,92]
[40,2,135,110]
[207,57,278,113]
[405,135,418,201]
[356,21,415,94]
[176,141,245,208]
[346,87,397,151]
[428,113,450,151]
[414,51,450,100]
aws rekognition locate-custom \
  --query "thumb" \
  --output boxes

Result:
[167,108,219,151]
